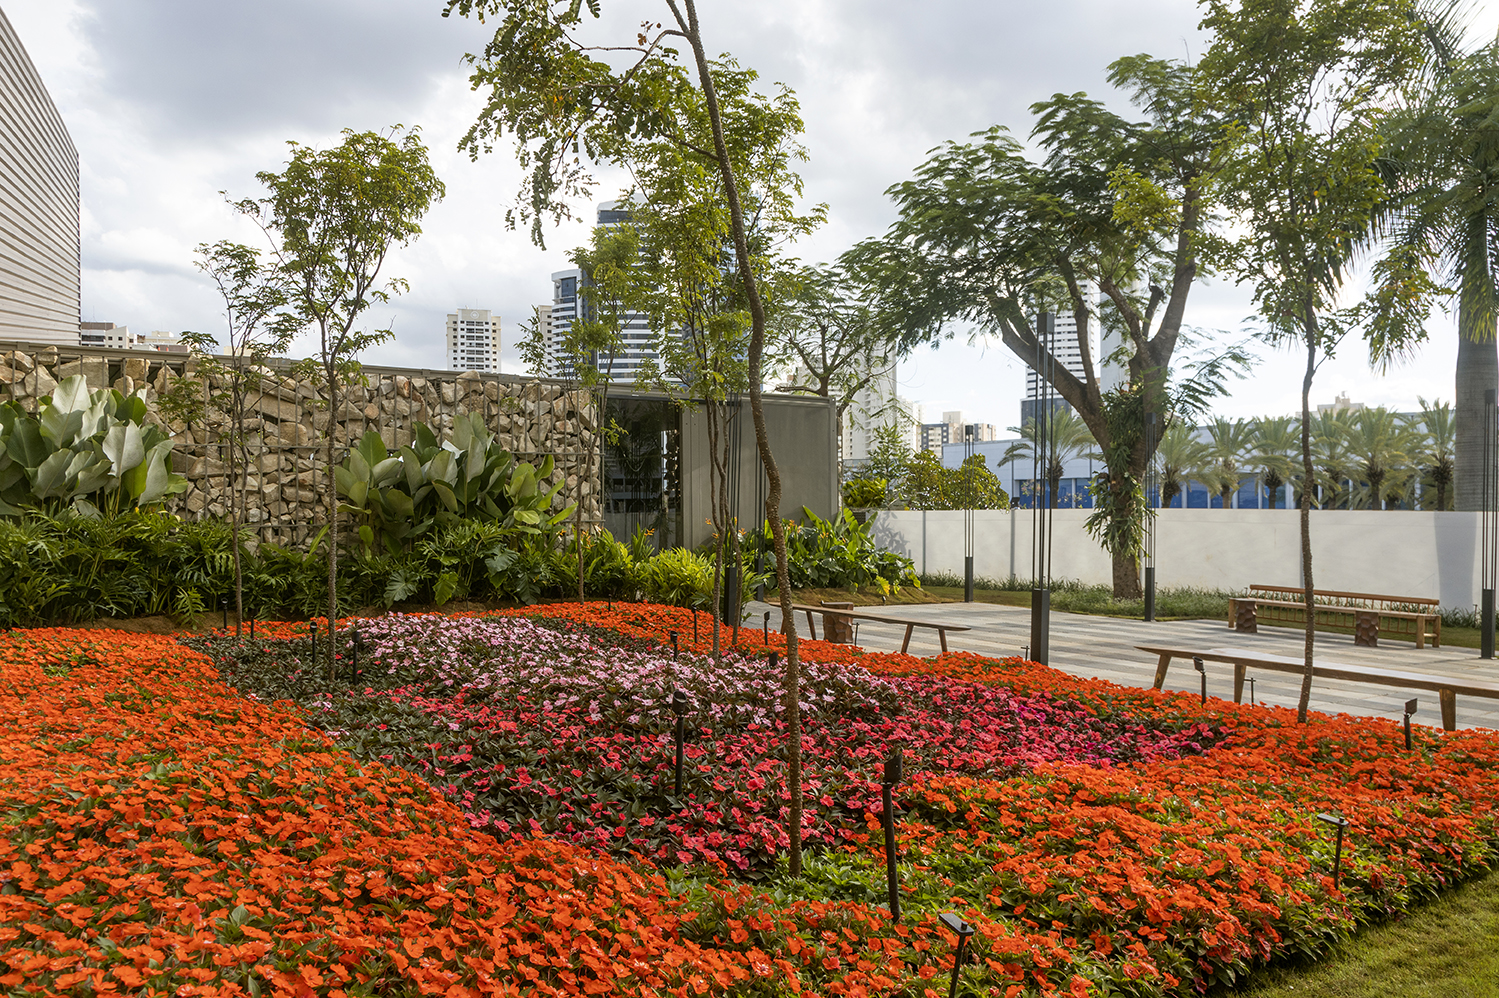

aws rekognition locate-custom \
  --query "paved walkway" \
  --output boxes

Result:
[744,600,1499,731]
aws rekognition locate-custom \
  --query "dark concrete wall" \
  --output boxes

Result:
[679,394,838,548]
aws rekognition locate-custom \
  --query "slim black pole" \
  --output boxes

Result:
[1144,411,1157,622]
[1194,655,1206,705]
[881,748,903,922]
[1485,390,1496,659]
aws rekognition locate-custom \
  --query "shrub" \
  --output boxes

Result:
[749,506,919,593]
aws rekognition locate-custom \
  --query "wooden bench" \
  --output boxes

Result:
[1138,644,1499,730]
[1228,585,1441,649]
[786,603,971,654]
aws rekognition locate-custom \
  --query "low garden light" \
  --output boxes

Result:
[670,690,690,797]
[1404,698,1418,751]
[670,631,679,659]
[221,598,229,629]
[350,629,365,683]
[1316,812,1350,890]
[1249,676,1255,704]
[938,912,977,998]
[763,612,770,645]
[1193,656,1206,705]
[881,746,904,923]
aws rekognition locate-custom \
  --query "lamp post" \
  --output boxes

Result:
[1316,812,1350,890]
[670,690,689,797]
[881,747,903,922]
[1484,389,1497,659]
[963,424,975,603]
[1143,410,1158,622]
[1029,311,1056,667]
[938,912,977,998]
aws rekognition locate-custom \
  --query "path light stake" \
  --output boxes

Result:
[671,690,690,797]
[1316,812,1350,890]
[938,912,976,998]
[1193,656,1206,706]
[1249,676,1255,704]
[1404,698,1418,751]
[670,631,679,659]
[309,620,319,668]
[693,611,699,644]
[763,612,770,645]
[221,598,229,629]
[881,747,904,923]
[350,629,364,684]
[248,613,255,639]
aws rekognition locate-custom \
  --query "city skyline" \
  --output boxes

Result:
[6,0,1499,428]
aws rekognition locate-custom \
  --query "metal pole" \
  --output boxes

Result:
[964,425,975,602]
[1144,411,1157,622]
[1194,655,1206,705]
[881,748,903,922]
[1029,312,1053,666]
[1486,390,1496,659]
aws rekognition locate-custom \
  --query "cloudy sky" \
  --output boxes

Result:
[6,0,1498,431]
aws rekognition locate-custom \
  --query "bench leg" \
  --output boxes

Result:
[804,610,817,642]
[1152,653,1171,691]
[1433,617,1440,649]
[1233,663,1246,704]
[1440,689,1457,732]
[900,623,914,655]
[938,628,949,655]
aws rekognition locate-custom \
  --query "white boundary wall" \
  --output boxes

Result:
[871,509,1486,611]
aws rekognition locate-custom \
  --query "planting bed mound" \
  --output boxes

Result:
[1,605,1497,998]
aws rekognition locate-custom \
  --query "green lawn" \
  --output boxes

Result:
[1229,868,1499,997]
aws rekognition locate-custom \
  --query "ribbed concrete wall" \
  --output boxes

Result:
[0,8,80,345]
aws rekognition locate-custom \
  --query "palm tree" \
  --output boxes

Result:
[1343,407,1417,510]
[1155,422,1208,509]
[1371,37,1499,511]
[1251,415,1301,508]
[1310,409,1358,509]
[1408,396,1457,509]
[1000,408,1100,508]
[1202,417,1255,508]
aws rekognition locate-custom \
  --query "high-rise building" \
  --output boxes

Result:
[1021,280,1129,423]
[544,203,656,384]
[446,309,501,372]
[918,411,996,455]
[1,8,80,345]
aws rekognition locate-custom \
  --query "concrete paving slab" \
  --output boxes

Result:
[744,600,1499,731]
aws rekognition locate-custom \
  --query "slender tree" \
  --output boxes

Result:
[182,241,298,633]
[1198,0,1430,722]
[445,0,822,874]
[237,127,443,669]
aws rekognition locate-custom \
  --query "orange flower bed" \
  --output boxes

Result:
[13,604,1499,996]
[1,628,979,997]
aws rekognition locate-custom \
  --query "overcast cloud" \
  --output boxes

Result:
[5,0,1496,430]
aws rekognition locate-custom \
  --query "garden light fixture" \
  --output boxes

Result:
[1193,656,1206,705]
[1404,698,1417,751]
[881,746,903,922]
[1249,676,1255,704]
[763,612,769,644]
[670,631,679,659]
[671,690,690,797]
[938,912,977,998]
[350,629,364,683]
[221,598,228,629]
[1316,812,1350,890]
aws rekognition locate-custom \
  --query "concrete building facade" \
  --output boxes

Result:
[0,8,80,345]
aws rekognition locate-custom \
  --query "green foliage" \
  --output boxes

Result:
[635,547,715,611]
[841,478,887,509]
[0,376,187,516]
[335,417,575,555]
[0,512,231,627]
[1086,387,1154,565]
[750,507,918,594]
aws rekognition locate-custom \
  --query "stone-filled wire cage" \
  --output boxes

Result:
[0,342,603,546]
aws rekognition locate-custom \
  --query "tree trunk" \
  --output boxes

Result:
[678,0,802,876]
[325,364,339,677]
[1297,333,1316,725]
[231,388,244,637]
[1454,295,1497,511]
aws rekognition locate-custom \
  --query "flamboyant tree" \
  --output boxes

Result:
[850,55,1230,598]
